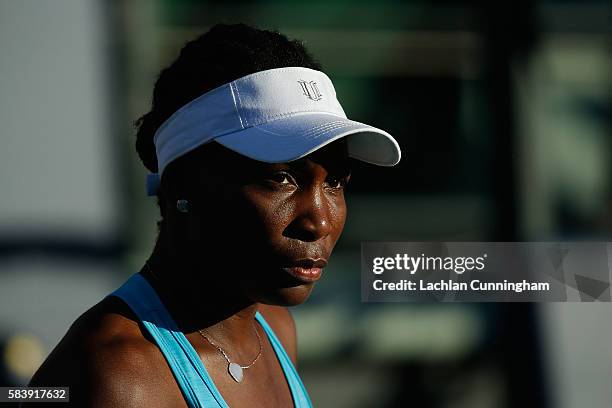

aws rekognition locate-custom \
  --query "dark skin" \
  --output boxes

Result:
[26,139,351,407]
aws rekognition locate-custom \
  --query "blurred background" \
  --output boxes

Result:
[0,0,611,407]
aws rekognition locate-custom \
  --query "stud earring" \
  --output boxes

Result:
[176,199,190,213]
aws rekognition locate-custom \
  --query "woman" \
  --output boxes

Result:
[27,23,400,407]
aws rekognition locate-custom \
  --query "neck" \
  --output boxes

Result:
[140,232,259,341]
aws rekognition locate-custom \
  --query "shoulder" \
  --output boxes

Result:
[26,296,183,408]
[257,304,298,366]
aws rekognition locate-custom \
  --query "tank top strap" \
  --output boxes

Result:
[107,273,228,408]
[254,311,313,408]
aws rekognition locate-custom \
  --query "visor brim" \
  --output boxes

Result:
[214,112,401,166]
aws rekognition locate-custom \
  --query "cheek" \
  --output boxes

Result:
[231,191,292,247]
[329,195,348,239]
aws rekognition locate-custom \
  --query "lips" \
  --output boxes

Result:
[282,258,327,283]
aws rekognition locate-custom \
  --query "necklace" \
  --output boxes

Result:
[142,263,263,382]
[198,324,262,383]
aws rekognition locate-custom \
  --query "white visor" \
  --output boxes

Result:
[147,66,401,195]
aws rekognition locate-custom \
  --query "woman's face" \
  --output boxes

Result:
[173,139,351,306]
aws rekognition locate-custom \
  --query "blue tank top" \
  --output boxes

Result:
[107,273,313,408]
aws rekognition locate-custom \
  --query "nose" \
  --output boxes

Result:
[284,187,333,242]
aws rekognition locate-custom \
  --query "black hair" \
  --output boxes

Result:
[134,23,323,221]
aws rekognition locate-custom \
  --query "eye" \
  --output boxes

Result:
[268,171,297,186]
[326,174,350,189]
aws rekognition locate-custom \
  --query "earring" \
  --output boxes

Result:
[176,199,190,213]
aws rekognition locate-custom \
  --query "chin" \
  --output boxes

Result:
[250,283,315,307]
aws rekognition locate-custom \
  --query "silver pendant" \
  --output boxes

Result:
[228,362,244,382]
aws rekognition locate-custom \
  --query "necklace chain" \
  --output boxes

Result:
[197,326,263,369]
[143,262,263,370]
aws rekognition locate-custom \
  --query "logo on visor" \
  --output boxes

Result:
[298,80,323,101]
